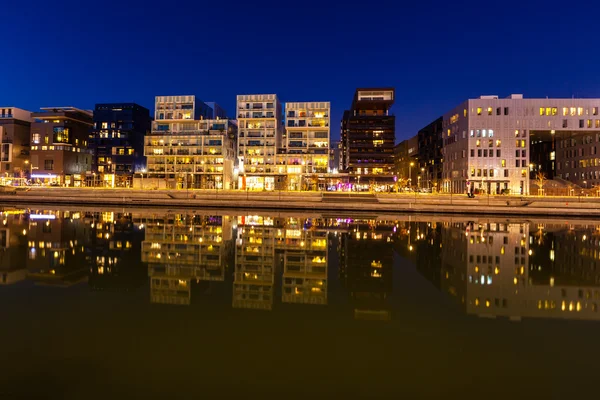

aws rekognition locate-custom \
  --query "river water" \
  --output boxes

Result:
[1,206,599,399]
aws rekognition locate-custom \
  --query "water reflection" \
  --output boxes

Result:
[2,206,600,322]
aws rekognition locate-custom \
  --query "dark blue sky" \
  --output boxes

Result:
[2,0,600,142]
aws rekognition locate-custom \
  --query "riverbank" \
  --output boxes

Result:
[1,187,600,217]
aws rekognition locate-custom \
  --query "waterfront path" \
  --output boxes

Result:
[1,187,600,217]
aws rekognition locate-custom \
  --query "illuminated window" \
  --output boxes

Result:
[477,107,482,115]
[373,139,384,147]
[101,122,108,129]
[501,159,506,167]
[539,107,545,116]
[563,107,568,116]
[578,107,584,116]
[487,107,493,115]
[496,140,501,147]
[32,133,40,144]
[570,107,576,116]
[476,140,481,147]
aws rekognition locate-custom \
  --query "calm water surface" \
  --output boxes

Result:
[1,205,599,399]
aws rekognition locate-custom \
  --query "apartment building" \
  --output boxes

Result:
[0,107,32,181]
[341,88,395,188]
[236,94,284,190]
[417,117,443,190]
[90,103,151,187]
[441,95,600,194]
[30,107,93,186]
[284,102,330,190]
[144,96,237,189]
[393,135,418,187]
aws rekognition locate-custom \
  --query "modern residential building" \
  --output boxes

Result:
[90,103,151,187]
[393,135,418,187]
[204,102,228,119]
[284,102,330,190]
[236,94,284,190]
[330,140,341,173]
[341,88,395,188]
[144,96,237,189]
[0,107,32,182]
[30,107,94,186]
[417,117,443,191]
[441,95,600,194]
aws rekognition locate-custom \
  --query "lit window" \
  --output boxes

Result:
[501,159,506,167]
[496,140,501,147]
[578,107,584,116]
[563,107,569,116]
[487,107,492,115]
[101,122,108,129]
[477,107,482,115]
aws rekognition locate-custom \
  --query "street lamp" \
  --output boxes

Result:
[420,168,424,189]
[409,162,414,189]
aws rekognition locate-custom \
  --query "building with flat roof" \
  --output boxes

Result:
[283,101,330,190]
[204,102,227,119]
[236,94,284,190]
[90,103,151,187]
[30,107,93,186]
[341,88,395,188]
[145,95,237,189]
[441,95,600,195]
[0,107,32,181]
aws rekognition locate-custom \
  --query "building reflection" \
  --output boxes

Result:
[0,210,28,285]
[86,211,146,291]
[277,217,328,305]
[339,218,395,320]
[234,215,276,310]
[413,217,600,321]
[25,209,90,287]
[141,213,233,305]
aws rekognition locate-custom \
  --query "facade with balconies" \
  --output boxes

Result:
[236,94,284,190]
[0,107,32,182]
[143,95,237,189]
[284,102,330,190]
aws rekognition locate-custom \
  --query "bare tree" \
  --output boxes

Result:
[536,171,547,196]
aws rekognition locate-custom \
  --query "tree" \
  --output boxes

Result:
[536,171,547,196]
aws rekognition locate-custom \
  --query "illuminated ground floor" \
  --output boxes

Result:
[444,179,528,195]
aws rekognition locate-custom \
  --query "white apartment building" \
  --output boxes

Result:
[236,94,283,190]
[144,96,236,189]
[442,95,600,195]
[283,102,330,190]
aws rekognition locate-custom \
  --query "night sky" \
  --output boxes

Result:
[2,0,600,142]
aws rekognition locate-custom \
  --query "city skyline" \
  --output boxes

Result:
[3,1,600,142]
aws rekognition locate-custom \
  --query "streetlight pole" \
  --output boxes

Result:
[409,162,414,190]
